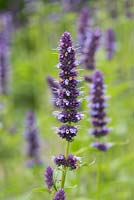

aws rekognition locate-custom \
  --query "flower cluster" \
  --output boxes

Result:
[24,111,42,167]
[55,32,83,141]
[45,32,82,199]
[0,13,12,94]
[56,125,77,142]
[77,7,90,51]
[54,154,79,170]
[46,76,60,107]
[89,70,111,151]
[82,29,101,70]
[105,28,116,60]
[45,154,79,192]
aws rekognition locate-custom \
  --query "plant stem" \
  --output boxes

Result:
[97,153,101,200]
[61,141,70,188]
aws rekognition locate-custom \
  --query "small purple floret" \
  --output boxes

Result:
[53,189,66,200]
[67,154,78,170]
[57,125,77,142]
[91,142,113,151]
[54,154,79,170]
[54,154,66,166]
[46,76,60,107]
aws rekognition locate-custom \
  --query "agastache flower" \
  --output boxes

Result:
[55,32,83,142]
[105,28,116,60]
[82,29,101,70]
[77,8,90,51]
[89,70,109,137]
[53,189,66,200]
[46,76,60,107]
[0,13,12,94]
[89,70,111,151]
[125,0,134,18]
[45,166,54,191]
[45,32,82,197]
[24,111,42,167]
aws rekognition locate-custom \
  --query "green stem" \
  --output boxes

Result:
[0,95,7,130]
[97,153,101,200]
[53,182,58,192]
[61,141,70,188]
[2,162,9,186]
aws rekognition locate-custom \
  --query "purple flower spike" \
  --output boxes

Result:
[82,29,101,70]
[91,142,113,152]
[105,28,116,60]
[0,13,12,94]
[55,32,82,142]
[125,0,134,19]
[25,111,42,166]
[77,8,90,51]
[53,189,66,200]
[46,76,60,107]
[90,70,110,137]
[45,166,53,190]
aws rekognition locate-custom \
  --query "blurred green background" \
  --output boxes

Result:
[0,0,134,199]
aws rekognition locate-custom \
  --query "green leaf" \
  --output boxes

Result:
[110,82,130,97]
[53,167,63,189]
[72,146,93,156]
[80,159,96,168]
[32,187,49,193]
[114,139,129,146]
[65,185,78,190]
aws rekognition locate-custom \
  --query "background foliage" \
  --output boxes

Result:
[0,0,134,199]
